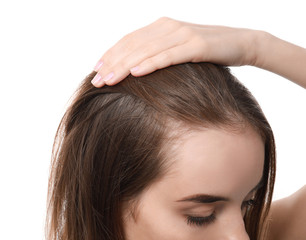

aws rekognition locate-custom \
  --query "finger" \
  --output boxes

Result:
[91,60,130,87]
[129,43,197,77]
[93,28,189,87]
[94,17,182,76]
[92,18,196,87]
[124,24,192,65]
[94,17,179,73]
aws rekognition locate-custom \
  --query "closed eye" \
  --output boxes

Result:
[186,212,216,227]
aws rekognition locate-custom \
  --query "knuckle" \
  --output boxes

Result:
[166,19,182,30]
[138,41,160,59]
[119,59,131,70]
[144,57,155,68]
[160,51,171,61]
[156,17,182,31]
[156,16,172,23]
[179,26,194,38]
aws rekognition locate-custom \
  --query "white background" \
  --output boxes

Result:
[0,0,305,239]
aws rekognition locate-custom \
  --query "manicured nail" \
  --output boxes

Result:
[91,74,102,85]
[103,72,114,83]
[130,66,140,73]
[94,61,103,72]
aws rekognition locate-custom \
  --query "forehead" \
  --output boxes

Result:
[164,127,265,199]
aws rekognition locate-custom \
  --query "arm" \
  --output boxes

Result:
[91,17,306,89]
[266,185,306,240]
[255,32,306,88]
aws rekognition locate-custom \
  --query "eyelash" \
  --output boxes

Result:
[186,212,216,227]
[186,199,256,227]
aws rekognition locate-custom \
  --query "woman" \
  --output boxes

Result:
[46,18,305,240]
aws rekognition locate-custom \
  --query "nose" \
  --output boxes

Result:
[223,229,250,240]
[219,212,250,240]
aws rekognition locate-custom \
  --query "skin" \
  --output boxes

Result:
[92,17,306,89]
[92,18,306,238]
[266,186,306,240]
[123,126,264,240]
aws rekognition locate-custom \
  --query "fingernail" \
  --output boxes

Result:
[103,72,114,83]
[91,74,102,85]
[130,66,140,73]
[94,61,103,72]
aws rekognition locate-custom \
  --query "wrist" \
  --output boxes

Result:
[251,30,274,68]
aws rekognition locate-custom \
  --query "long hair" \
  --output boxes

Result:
[46,63,275,240]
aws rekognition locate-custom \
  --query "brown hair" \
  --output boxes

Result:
[46,63,275,240]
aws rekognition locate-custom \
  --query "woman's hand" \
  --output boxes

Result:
[91,17,261,87]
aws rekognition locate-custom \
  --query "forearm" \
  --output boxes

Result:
[254,31,306,89]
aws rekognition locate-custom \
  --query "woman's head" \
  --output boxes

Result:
[46,63,275,240]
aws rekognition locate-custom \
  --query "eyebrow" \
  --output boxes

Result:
[176,194,230,203]
[176,177,264,204]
